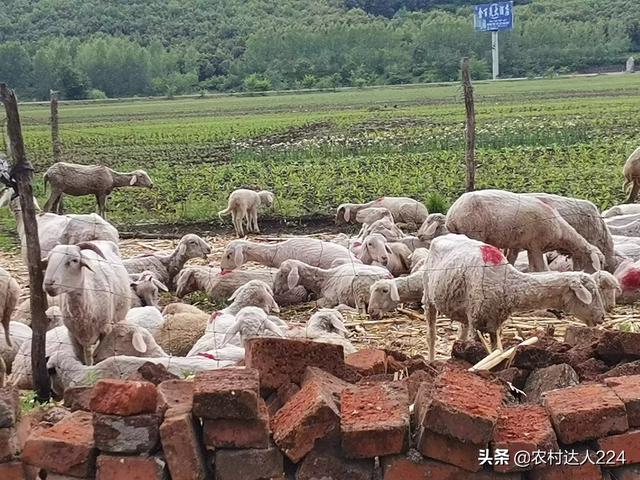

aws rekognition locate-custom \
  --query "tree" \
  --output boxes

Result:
[59,65,88,100]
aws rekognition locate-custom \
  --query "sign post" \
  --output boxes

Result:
[474,1,514,80]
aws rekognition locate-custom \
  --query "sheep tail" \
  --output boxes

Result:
[218,207,230,219]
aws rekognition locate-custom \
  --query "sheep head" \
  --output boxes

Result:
[258,190,275,207]
[591,270,620,312]
[221,306,284,347]
[417,213,448,245]
[228,280,280,314]
[175,268,198,298]
[308,309,348,337]
[273,260,301,295]
[43,243,104,296]
[562,273,605,326]
[367,279,400,319]
[220,240,247,270]
[178,234,211,260]
[129,170,153,188]
[130,271,167,307]
[336,203,358,224]
[360,234,391,266]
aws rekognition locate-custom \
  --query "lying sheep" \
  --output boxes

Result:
[607,219,640,238]
[367,272,424,319]
[43,162,153,218]
[417,213,448,247]
[12,295,61,326]
[358,233,411,276]
[154,303,210,356]
[129,271,168,308]
[273,259,392,313]
[220,306,284,348]
[613,236,640,262]
[0,188,119,261]
[125,306,164,337]
[337,196,428,225]
[622,146,640,203]
[218,189,275,237]
[355,207,393,225]
[446,190,604,273]
[43,241,131,365]
[356,216,405,243]
[123,234,211,288]
[93,323,167,363]
[0,267,20,347]
[286,309,356,354]
[422,234,606,360]
[220,238,358,271]
[603,204,640,218]
[175,266,308,305]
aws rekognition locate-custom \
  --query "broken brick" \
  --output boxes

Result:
[596,330,640,364]
[21,411,96,477]
[302,367,351,403]
[157,380,193,418]
[214,443,283,480]
[492,405,558,473]
[523,364,579,404]
[416,427,484,472]
[93,413,160,454]
[341,383,409,459]
[296,440,374,480]
[406,369,433,404]
[96,454,167,480]
[0,387,20,428]
[345,348,388,376]
[90,379,157,416]
[0,461,25,480]
[544,383,628,444]
[192,369,260,420]
[245,337,345,390]
[160,412,207,480]
[203,399,270,449]
[596,429,640,466]
[604,375,640,427]
[0,426,19,461]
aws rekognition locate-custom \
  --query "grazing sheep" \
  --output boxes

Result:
[0,267,20,347]
[220,238,358,271]
[446,190,604,273]
[43,162,153,218]
[422,234,606,360]
[603,204,640,218]
[125,306,165,337]
[417,213,449,246]
[43,241,131,366]
[129,271,168,308]
[622,146,640,202]
[175,266,307,305]
[273,259,392,313]
[154,304,209,357]
[367,273,424,319]
[123,234,211,288]
[358,233,411,276]
[218,189,275,237]
[0,188,119,260]
[93,323,167,363]
[337,197,428,225]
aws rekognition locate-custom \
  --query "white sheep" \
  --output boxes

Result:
[273,259,392,313]
[43,162,153,218]
[354,207,393,225]
[409,248,430,273]
[355,216,405,244]
[605,213,640,227]
[218,189,275,237]
[0,267,20,347]
[612,258,640,304]
[603,204,640,218]
[606,219,640,238]
[417,213,449,247]
[422,234,606,360]
[622,146,640,202]
[129,271,168,308]
[43,241,131,366]
[220,237,358,271]
[125,306,165,336]
[123,234,211,288]
[93,323,167,363]
[613,236,640,262]
[153,303,210,357]
[0,321,32,373]
[286,309,356,354]
[220,306,284,348]
[446,190,604,273]
[367,272,424,319]
[337,196,428,225]
[358,233,412,276]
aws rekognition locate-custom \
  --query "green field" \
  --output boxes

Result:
[8,74,640,230]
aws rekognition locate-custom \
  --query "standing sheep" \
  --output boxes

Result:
[218,189,275,237]
[43,241,131,365]
[622,146,640,203]
[0,267,20,347]
[43,162,153,218]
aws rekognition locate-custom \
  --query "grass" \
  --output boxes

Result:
[2,73,638,235]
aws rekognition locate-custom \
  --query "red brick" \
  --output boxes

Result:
[416,428,483,472]
[302,367,351,403]
[406,369,433,403]
[245,338,345,390]
[605,465,640,480]
[527,461,601,480]
[0,427,19,461]
[160,413,207,480]
[21,411,96,477]
[605,375,640,427]
[382,452,523,480]
[597,330,640,363]
[192,368,260,420]
[90,379,157,416]
[63,387,94,413]
[0,386,20,428]
[203,399,270,449]
[296,440,374,480]
[96,454,166,480]
[341,383,409,459]
[596,429,640,466]
[157,380,193,418]
[492,405,558,473]
[415,369,506,445]
[272,378,340,463]
[544,383,628,444]
[345,349,388,376]
[214,443,283,480]
[0,461,25,480]
[93,413,160,454]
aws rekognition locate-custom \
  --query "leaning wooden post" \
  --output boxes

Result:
[461,57,476,192]
[0,83,51,401]
[50,90,61,162]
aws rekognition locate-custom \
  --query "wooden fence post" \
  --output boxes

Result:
[461,58,476,192]
[0,83,51,401]
[50,90,61,162]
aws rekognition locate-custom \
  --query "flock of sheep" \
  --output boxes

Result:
[1,147,640,396]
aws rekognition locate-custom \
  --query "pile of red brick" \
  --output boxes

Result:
[0,330,639,480]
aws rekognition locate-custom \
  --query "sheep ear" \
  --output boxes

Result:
[423,222,438,238]
[41,257,49,269]
[233,247,244,267]
[389,281,400,302]
[132,331,147,353]
[590,250,602,271]
[330,316,349,334]
[129,175,137,186]
[385,244,393,254]
[571,281,593,305]
[287,266,300,290]
[153,279,169,292]
[228,288,240,302]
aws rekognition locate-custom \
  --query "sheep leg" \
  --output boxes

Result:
[96,194,107,219]
[527,250,547,272]
[55,194,65,214]
[232,211,244,237]
[626,181,640,203]
[43,191,58,213]
[505,248,519,265]
[426,303,437,361]
[489,330,503,351]
[250,209,260,233]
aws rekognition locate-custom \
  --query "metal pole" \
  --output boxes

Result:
[492,30,499,80]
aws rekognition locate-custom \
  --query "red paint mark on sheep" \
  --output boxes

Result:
[621,269,640,291]
[480,245,506,265]
[198,352,219,361]
[219,269,233,276]
[209,311,222,324]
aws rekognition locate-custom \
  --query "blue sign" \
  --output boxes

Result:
[474,2,514,32]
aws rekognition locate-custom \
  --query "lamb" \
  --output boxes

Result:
[367,272,424,319]
[417,213,449,246]
[603,204,640,218]
[125,306,165,336]
[218,189,275,237]
[175,266,308,305]
[336,196,428,225]
[446,190,604,273]
[357,233,411,276]
[0,188,119,260]
[220,238,358,271]
[285,309,356,354]
[273,259,392,313]
[93,323,167,363]
[0,267,20,347]
[123,234,211,288]
[129,271,168,308]
[43,162,153,218]
[622,146,640,202]
[422,234,606,360]
[43,241,131,365]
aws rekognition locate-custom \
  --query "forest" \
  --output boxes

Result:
[0,0,638,100]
